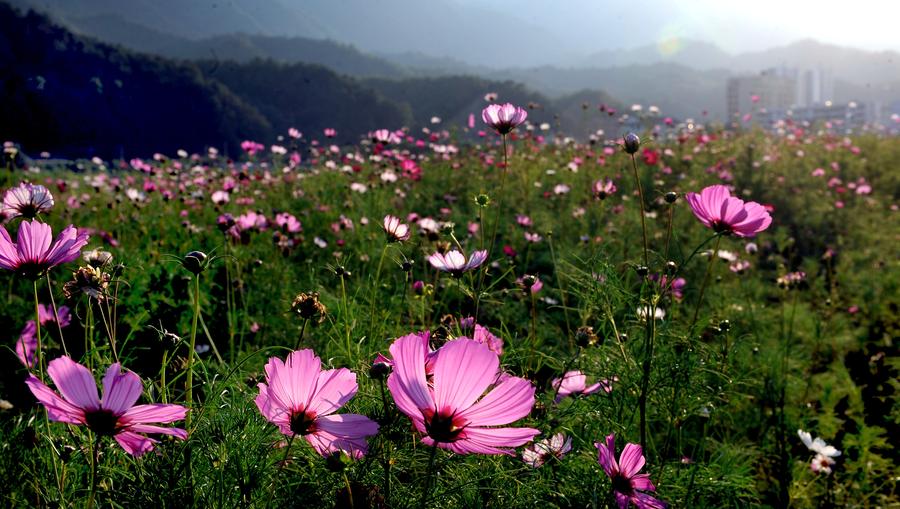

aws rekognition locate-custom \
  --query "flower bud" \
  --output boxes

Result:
[623,133,641,154]
[664,192,678,203]
[182,250,208,275]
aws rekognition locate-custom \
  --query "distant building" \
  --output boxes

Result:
[727,68,797,122]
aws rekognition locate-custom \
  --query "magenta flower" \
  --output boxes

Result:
[255,350,379,459]
[522,432,572,468]
[472,324,504,355]
[481,103,528,135]
[552,371,612,403]
[0,220,90,279]
[25,357,188,456]
[387,335,539,455]
[685,185,771,237]
[427,249,488,277]
[383,214,411,243]
[3,182,55,219]
[596,434,666,509]
[15,321,37,368]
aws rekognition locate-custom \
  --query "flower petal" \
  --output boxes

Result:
[47,356,100,411]
[101,363,143,415]
[432,338,498,413]
[456,375,534,426]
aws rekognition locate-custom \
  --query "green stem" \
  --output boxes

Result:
[33,280,44,380]
[690,235,722,330]
[294,318,308,351]
[629,153,650,268]
[638,288,659,451]
[185,275,200,429]
[368,244,389,339]
[87,434,101,509]
[420,443,439,509]
[46,274,67,356]
[477,134,510,319]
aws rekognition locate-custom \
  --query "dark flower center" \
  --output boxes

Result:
[424,409,466,443]
[85,409,120,436]
[611,472,634,496]
[16,203,40,219]
[289,410,317,436]
[16,261,49,280]
[710,220,734,235]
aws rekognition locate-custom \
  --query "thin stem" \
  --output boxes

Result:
[266,435,295,507]
[185,275,201,429]
[87,434,101,509]
[638,286,659,451]
[689,235,722,330]
[294,318,308,351]
[96,301,118,363]
[477,134,510,319]
[33,280,44,380]
[46,274,67,356]
[368,244,389,339]
[420,443,440,509]
[629,153,650,268]
[664,204,675,262]
[343,472,355,509]
[547,233,572,342]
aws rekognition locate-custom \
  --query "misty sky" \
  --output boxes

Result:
[457,0,900,54]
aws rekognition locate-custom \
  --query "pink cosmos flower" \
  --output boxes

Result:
[596,434,666,509]
[522,433,572,468]
[275,212,302,233]
[685,185,772,237]
[17,304,72,367]
[25,356,188,456]
[482,103,528,135]
[255,350,379,459]
[0,220,90,279]
[387,335,539,455]
[383,215,410,243]
[552,371,612,403]
[593,179,617,200]
[3,182,55,219]
[472,324,504,355]
[427,249,488,277]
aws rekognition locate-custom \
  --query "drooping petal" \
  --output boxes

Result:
[456,376,534,426]
[307,413,379,458]
[101,363,143,415]
[449,426,540,455]
[119,403,188,425]
[24,375,85,424]
[306,367,357,417]
[114,430,158,457]
[127,424,188,440]
[47,356,100,411]
[432,338,498,413]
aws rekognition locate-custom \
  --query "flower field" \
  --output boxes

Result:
[0,110,897,508]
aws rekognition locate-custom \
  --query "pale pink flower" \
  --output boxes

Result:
[522,433,572,468]
[482,103,528,135]
[25,357,188,456]
[552,371,612,403]
[387,335,539,455]
[383,215,410,242]
[3,182,54,219]
[255,350,378,459]
[427,249,488,277]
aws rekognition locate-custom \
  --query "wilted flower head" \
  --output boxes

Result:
[291,292,327,324]
[255,349,379,458]
[0,220,90,279]
[482,103,528,135]
[428,249,488,277]
[685,185,772,237]
[25,356,188,456]
[83,248,113,268]
[522,433,572,468]
[382,215,410,243]
[777,271,806,289]
[63,265,111,300]
[3,182,54,219]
